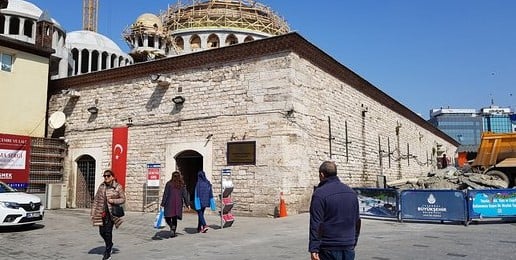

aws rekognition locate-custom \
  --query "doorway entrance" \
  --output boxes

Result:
[76,155,96,208]
[175,150,203,203]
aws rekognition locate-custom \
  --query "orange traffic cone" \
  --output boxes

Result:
[279,192,287,218]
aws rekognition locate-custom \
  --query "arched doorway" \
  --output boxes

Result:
[76,155,96,208]
[175,150,203,203]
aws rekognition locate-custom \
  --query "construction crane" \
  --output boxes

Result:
[82,0,98,32]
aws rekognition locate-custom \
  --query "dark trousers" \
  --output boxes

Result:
[319,249,355,260]
[196,207,206,230]
[165,216,178,229]
[99,216,114,253]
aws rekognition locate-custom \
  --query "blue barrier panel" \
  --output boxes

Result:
[354,188,399,218]
[467,189,516,220]
[400,190,467,222]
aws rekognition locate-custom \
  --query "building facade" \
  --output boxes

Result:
[48,33,458,216]
[429,106,515,167]
[3,0,460,216]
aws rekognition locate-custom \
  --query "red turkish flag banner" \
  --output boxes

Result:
[111,127,128,188]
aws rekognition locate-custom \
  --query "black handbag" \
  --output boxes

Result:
[111,204,125,217]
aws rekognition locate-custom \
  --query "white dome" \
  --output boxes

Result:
[3,0,61,27]
[66,30,124,55]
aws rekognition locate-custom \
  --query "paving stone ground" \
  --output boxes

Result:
[0,209,515,260]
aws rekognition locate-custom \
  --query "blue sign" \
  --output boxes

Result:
[147,163,161,169]
[400,190,466,222]
[468,189,516,219]
[222,168,231,176]
[7,183,27,190]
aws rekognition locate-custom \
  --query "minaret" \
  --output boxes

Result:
[83,0,98,32]
[35,11,55,50]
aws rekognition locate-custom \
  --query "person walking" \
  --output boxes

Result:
[309,161,361,260]
[441,153,449,168]
[193,170,214,233]
[160,171,190,238]
[91,169,126,260]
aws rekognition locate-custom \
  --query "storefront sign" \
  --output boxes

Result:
[0,133,30,187]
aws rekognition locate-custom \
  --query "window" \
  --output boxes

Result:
[1,52,13,72]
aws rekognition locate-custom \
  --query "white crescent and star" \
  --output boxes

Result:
[113,144,124,160]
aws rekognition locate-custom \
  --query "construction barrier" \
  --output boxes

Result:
[400,190,467,224]
[467,189,516,220]
[353,188,516,225]
[354,188,399,219]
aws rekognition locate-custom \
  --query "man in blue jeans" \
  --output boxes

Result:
[309,161,361,260]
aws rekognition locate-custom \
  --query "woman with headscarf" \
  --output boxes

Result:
[161,171,190,237]
[194,170,213,233]
[91,169,126,260]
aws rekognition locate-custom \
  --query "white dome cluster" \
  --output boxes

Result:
[0,0,132,78]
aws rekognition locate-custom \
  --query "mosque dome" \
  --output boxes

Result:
[161,0,290,36]
[2,0,61,27]
[66,30,124,54]
[133,13,163,32]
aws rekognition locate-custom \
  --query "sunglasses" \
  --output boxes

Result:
[103,175,112,178]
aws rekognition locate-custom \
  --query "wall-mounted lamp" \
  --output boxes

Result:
[87,99,99,114]
[395,121,402,135]
[150,73,170,87]
[61,88,81,98]
[150,74,161,82]
[87,106,98,114]
[127,117,134,127]
[172,96,185,105]
[361,104,368,117]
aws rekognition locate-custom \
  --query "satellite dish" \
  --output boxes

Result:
[48,111,66,129]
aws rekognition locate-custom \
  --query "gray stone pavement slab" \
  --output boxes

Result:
[0,209,515,259]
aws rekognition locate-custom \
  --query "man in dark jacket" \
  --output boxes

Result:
[309,161,361,260]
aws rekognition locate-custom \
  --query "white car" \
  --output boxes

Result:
[0,181,44,226]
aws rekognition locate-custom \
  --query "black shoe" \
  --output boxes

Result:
[102,247,112,260]
[170,226,177,238]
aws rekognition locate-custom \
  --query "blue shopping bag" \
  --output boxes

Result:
[210,197,217,211]
[154,208,165,229]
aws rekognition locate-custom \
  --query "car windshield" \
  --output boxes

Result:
[0,182,17,193]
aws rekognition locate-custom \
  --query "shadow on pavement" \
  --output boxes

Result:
[0,223,44,233]
[87,246,120,256]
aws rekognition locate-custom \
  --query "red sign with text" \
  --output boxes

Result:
[147,164,161,187]
[111,127,128,188]
[0,133,31,185]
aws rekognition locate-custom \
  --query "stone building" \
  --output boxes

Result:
[48,32,459,217]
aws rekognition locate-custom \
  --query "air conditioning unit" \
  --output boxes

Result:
[45,184,66,209]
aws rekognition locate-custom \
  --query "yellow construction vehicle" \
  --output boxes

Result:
[470,132,516,188]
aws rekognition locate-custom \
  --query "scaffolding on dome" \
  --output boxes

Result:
[160,0,290,36]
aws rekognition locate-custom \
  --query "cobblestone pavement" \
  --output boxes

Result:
[0,209,515,259]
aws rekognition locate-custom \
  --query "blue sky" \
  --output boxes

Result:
[29,0,516,119]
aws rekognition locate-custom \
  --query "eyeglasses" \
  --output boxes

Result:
[103,175,112,178]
